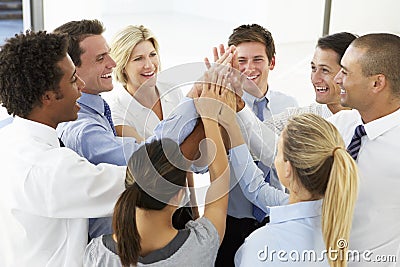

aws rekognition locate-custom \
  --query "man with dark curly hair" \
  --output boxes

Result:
[0,30,126,266]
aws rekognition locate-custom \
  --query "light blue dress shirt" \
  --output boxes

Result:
[235,199,328,266]
[228,89,297,219]
[0,116,13,129]
[229,144,289,215]
[56,93,198,238]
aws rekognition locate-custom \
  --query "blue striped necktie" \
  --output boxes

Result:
[252,98,271,222]
[347,125,366,160]
[103,99,117,136]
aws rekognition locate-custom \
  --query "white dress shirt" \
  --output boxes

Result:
[235,200,327,266]
[264,103,333,135]
[0,117,126,267]
[328,109,400,266]
[104,81,183,138]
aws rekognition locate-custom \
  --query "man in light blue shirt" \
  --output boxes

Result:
[54,20,199,239]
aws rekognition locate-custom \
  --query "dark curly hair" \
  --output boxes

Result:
[53,19,105,67]
[228,24,276,63]
[0,30,68,118]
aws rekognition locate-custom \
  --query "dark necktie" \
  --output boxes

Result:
[103,99,117,136]
[58,138,65,147]
[347,125,366,160]
[252,98,271,222]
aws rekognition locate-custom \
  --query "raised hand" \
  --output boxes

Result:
[195,70,227,122]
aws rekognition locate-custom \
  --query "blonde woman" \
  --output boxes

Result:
[228,113,358,267]
[106,25,182,140]
[107,25,198,224]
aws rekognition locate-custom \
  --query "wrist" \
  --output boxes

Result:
[237,98,245,112]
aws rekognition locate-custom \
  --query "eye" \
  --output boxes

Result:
[322,68,330,74]
[311,65,316,72]
[150,52,157,57]
[71,75,78,84]
[132,57,142,61]
[253,58,263,62]
[341,69,348,75]
[238,59,247,64]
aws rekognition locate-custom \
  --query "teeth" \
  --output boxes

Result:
[143,72,154,76]
[316,86,328,92]
[101,73,112,78]
[340,88,346,94]
[247,75,258,80]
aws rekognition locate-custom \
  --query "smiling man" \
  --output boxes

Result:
[53,20,202,240]
[0,30,126,267]
[213,24,298,267]
[328,33,400,266]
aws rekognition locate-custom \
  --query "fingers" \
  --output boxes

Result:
[218,44,226,57]
[204,57,211,69]
[213,47,219,62]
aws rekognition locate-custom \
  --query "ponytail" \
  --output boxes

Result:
[113,184,141,267]
[322,148,359,267]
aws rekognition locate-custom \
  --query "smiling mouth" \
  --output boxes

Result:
[142,71,155,77]
[246,75,258,80]
[315,86,328,92]
[101,73,112,79]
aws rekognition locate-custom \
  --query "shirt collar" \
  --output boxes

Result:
[269,199,323,224]
[243,90,270,109]
[13,116,60,148]
[78,93,105,115]
[363,108,400,140]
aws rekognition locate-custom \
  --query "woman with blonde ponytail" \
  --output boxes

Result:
[229,113,358,266]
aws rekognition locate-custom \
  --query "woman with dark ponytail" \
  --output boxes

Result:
[84,62,237,266]
[230,113,359,267]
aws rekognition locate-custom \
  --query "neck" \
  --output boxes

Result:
[360,100,400,124]
[126,83,159,107]
[135,206,178,256]
[27,110,57,129]
[326,103,350,114]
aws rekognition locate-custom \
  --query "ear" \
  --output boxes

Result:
[41,90,57,107]
[284,160,293,179]
[371,74,386,93]
[269,56,276,70]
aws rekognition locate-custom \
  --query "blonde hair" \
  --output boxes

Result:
[283,114,358,267]
[110,25,160,87]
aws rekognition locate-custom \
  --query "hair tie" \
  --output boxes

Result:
[332,147,342,156]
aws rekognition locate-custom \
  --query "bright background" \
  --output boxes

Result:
[1,0,399,209]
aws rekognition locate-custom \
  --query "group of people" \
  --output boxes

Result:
[0,18,398,267]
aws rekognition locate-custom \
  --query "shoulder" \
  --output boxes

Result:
[269,90,298,107]
[327,109,360,130]
[84,235,121,267]
[185,217,219,244]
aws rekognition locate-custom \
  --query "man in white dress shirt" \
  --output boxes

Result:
[328,33,400,266]
[0,31,127,266]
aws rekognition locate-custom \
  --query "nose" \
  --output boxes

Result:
[334,70,342,85]
[311,70,323,84]
[144,56,153,69]
[242,61,255,75]
[106,54,116,68]
[77,75,85,91]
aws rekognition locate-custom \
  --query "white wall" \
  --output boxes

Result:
[40,0,400,106]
